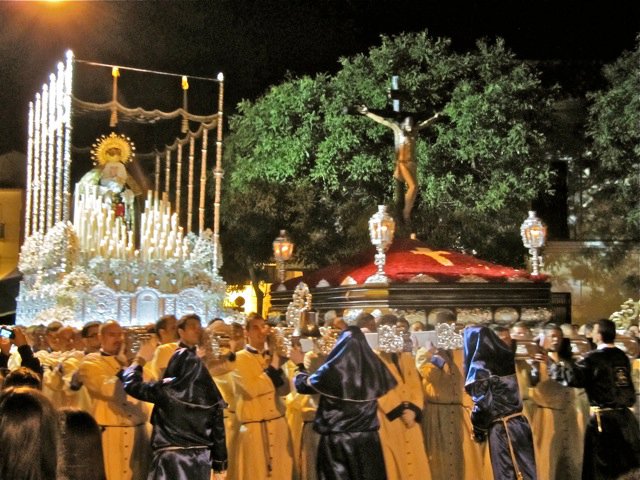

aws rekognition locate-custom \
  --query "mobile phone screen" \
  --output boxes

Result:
[0,327,14,339]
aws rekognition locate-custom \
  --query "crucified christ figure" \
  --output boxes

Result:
[351,105,440,222]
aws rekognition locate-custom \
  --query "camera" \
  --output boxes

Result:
[0,326,15,340]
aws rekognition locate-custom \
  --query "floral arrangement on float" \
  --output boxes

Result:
[610,298,640,331]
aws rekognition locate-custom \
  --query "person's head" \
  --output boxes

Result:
[101,160,127,184]
[492,325,513,348]
[434,310,456,325]
[580,322,594,339]
[595,319,616,345]
[327,314,347,331]
[410,321,425,332]
[2,367,42,390]
[208,317,225,327]
[0,387,59,480]
[81,322,102,353]
[395,318,410,333]
[56,327,76,352]
[542,323,564,352]
[155,315,178,344]
[378,314,398,327]
[26,325,47,352]
[511,322,532,339]
[401,116,415,132]
[323,310,337,327]
[229,322,246,351]
[58,408,106,480]
[560,323,576,339]
[99,321,124,356]
[245,313,268,350]
[355,312,377,332]
[45,321,63,351]
[177,314,203,348]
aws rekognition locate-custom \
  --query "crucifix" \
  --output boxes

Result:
[347,76,440,224]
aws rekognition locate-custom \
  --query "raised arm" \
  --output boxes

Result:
[345,105,399,131]
[416,112,440,131]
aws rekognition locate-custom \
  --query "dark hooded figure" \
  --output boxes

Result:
[294,325,397,480]
[463,325,537,480]
[120,315,227,480]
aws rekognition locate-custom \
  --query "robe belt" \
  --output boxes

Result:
[241,414,285,476]
[492,412,525,480]
[155,445,209,454]
[590,406,626,433]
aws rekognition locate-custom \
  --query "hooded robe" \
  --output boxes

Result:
[463,326,537,480]
[121,344,227,479]
[294,326,397,480]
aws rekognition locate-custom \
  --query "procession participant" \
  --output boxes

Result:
[294,350,324,480]
[81,321,102,354]
[417,323,490,480]
[121,313,227,479]
[529,323,582,480]
[42,325,94,410]
[551,318,640,480]
[32,322,66,376]
[293,325,397,480]
[205,320,244,480]
[375,319,431,480]
[464,325,537,480]
[146,315,179,381]
[232,313,293,479]
[77,320,150,480]
[0,325,43,377]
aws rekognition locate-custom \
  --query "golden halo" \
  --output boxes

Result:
[91,132,136,166]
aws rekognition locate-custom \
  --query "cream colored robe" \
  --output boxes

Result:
[418,348,493,480]
[232,349,293,479]
[377,351,432,480]
[210,359,239,480]
[530,362,582,480]
[78,353,150,480]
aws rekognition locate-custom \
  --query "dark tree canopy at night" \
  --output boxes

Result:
[585,37,640,242]
[221,31,557,288]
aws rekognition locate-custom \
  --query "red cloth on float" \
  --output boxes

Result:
[287,237,546,287]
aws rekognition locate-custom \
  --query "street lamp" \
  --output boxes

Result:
[273,229,294,291]
[520,210,547,276]
[365,205,396,284]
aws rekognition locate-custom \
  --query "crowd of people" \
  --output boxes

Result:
[0,311,639,480]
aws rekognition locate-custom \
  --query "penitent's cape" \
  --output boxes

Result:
[121,344,227,477]
[295,326,397,480]
[463,326,537,480]
[307,326,397,402]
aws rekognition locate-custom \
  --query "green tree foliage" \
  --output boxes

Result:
[585,36,640,241]
[221,31,556,289]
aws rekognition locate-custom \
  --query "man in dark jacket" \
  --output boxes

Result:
[552,318,640,480]
[121,314,227,480]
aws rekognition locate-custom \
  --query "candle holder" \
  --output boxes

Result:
[365,205,396,284]
[520,210,547,276]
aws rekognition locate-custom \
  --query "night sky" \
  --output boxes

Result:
[0,0,638,159]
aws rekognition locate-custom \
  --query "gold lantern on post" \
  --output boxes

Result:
[273,229,294,291]
[520,210,547,276]
[365,205,396,284]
